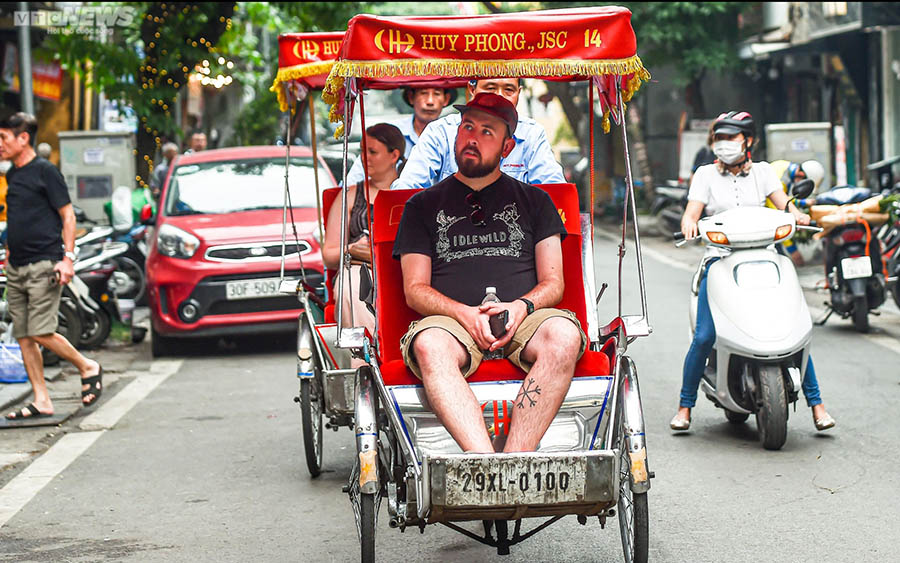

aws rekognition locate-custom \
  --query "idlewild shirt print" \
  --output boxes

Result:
[393,174,566,307]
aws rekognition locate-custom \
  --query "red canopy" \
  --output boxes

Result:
[270,31,344,112]
[322,6,649,134]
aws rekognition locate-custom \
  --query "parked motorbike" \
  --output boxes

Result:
[674,180,820,450]
[810,186,887,332]
[650,180,689,237]
[74,206,149,305]
[68,240,134,348]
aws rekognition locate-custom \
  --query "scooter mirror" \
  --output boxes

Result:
[140,203,155,225]
[792,178,815,199]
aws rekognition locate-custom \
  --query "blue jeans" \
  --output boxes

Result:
[680,261,823,408]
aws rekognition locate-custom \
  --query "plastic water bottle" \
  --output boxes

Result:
[482,287,503,360]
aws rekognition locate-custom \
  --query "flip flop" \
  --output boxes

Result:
[6,403,54,420]
[81,365,103,407]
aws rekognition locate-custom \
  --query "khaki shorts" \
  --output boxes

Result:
[400,308,586,380]
[5,260,63,339]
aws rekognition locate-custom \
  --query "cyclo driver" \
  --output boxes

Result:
[393,93,586,453]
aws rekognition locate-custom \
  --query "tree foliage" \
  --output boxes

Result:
[47,2,236,186]
[539,2,750,85]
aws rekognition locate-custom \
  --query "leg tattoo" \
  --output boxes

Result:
[515,378,542,409]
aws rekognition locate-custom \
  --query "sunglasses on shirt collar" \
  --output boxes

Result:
[465,192,486,227]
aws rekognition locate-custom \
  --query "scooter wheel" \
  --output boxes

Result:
[852,295,869,333]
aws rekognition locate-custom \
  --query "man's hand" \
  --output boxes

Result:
[55,259,74,285]
[456,304,498,351]
[478,299,528,351]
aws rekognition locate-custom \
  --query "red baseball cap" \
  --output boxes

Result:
[454,92,518,137]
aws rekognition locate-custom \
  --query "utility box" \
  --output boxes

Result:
[58,131,136,224]
[764,123,833,192]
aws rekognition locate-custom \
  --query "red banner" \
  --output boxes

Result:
[322,7,650,135]
[271,31,344,111]
[332,7,643,86]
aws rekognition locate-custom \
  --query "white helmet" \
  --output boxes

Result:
[800,160,826,190]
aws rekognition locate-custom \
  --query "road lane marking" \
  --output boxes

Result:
[79,360,183,432]
[0,431,104,528]
[0,359,183,529]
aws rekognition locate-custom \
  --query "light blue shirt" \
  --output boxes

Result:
[394,113,565,190]
[343,115,418,187]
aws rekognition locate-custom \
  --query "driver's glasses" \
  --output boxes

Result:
[466,192,486,227]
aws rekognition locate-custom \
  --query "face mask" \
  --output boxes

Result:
[713,140,745,165]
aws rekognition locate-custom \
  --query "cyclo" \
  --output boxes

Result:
[281,6,655,561]
[269,30,361,477]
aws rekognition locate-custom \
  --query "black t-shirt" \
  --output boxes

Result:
[6,157,71,267]
[392,174,566,307]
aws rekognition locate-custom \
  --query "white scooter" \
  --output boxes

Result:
[676,181,820,450]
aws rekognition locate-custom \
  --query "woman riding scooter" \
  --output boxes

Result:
[671,110,836,433]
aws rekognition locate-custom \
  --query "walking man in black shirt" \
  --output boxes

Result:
[392,94,586,453]
[1,112,103,420]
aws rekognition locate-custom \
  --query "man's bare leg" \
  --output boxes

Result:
[10,337,54,415]
[504,318,580,452]
[414,328,493,453]
[31,333,101,403]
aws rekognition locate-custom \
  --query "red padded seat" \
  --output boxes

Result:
[371,183,610,385]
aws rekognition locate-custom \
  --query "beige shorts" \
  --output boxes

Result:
[400,308,586,380]
[5,260,63,339]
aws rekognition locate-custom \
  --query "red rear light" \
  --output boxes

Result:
[840,230,865,245]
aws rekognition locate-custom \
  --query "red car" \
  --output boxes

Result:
[147,146,335,356]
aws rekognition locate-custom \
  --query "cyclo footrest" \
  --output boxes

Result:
[425,450,618,521]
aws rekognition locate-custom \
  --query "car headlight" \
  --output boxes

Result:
[157,224,200,259]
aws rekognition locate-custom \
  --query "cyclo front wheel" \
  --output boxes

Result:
[615,365,649,563]
[359,492,376,563]
[299,377,324,477]
[617,427,649,563]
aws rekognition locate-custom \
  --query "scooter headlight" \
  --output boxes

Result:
[157,224,200,259]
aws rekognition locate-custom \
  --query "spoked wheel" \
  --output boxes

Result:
[616,404,649,563]
[851,295,869,333]
[755,364,788,450]
[359,492,376,563]
[298,376,324,477]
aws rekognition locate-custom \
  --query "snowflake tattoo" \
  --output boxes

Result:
[515,378,542,408]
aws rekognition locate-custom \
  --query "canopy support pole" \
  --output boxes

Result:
[336,83,354,336]
[589,81,595,238]
[309,95,325,245]
[617,88,649,325]
[280,101,292,283]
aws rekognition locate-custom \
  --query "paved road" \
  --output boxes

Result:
[1,230,898,562]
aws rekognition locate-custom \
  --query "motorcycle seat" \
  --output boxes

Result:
[814,185,872,205]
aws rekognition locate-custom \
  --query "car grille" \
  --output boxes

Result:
[185,269,325,317]
[205,241,311,262]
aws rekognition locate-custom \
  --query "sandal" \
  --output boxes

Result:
[81,365,103,407]
[6,403,54,420]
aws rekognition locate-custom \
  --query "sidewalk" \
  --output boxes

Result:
[0,308,152,414]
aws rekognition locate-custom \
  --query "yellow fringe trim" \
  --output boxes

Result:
[269,61,335,113]
[330,55,645,81]
[321,56,650,136]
